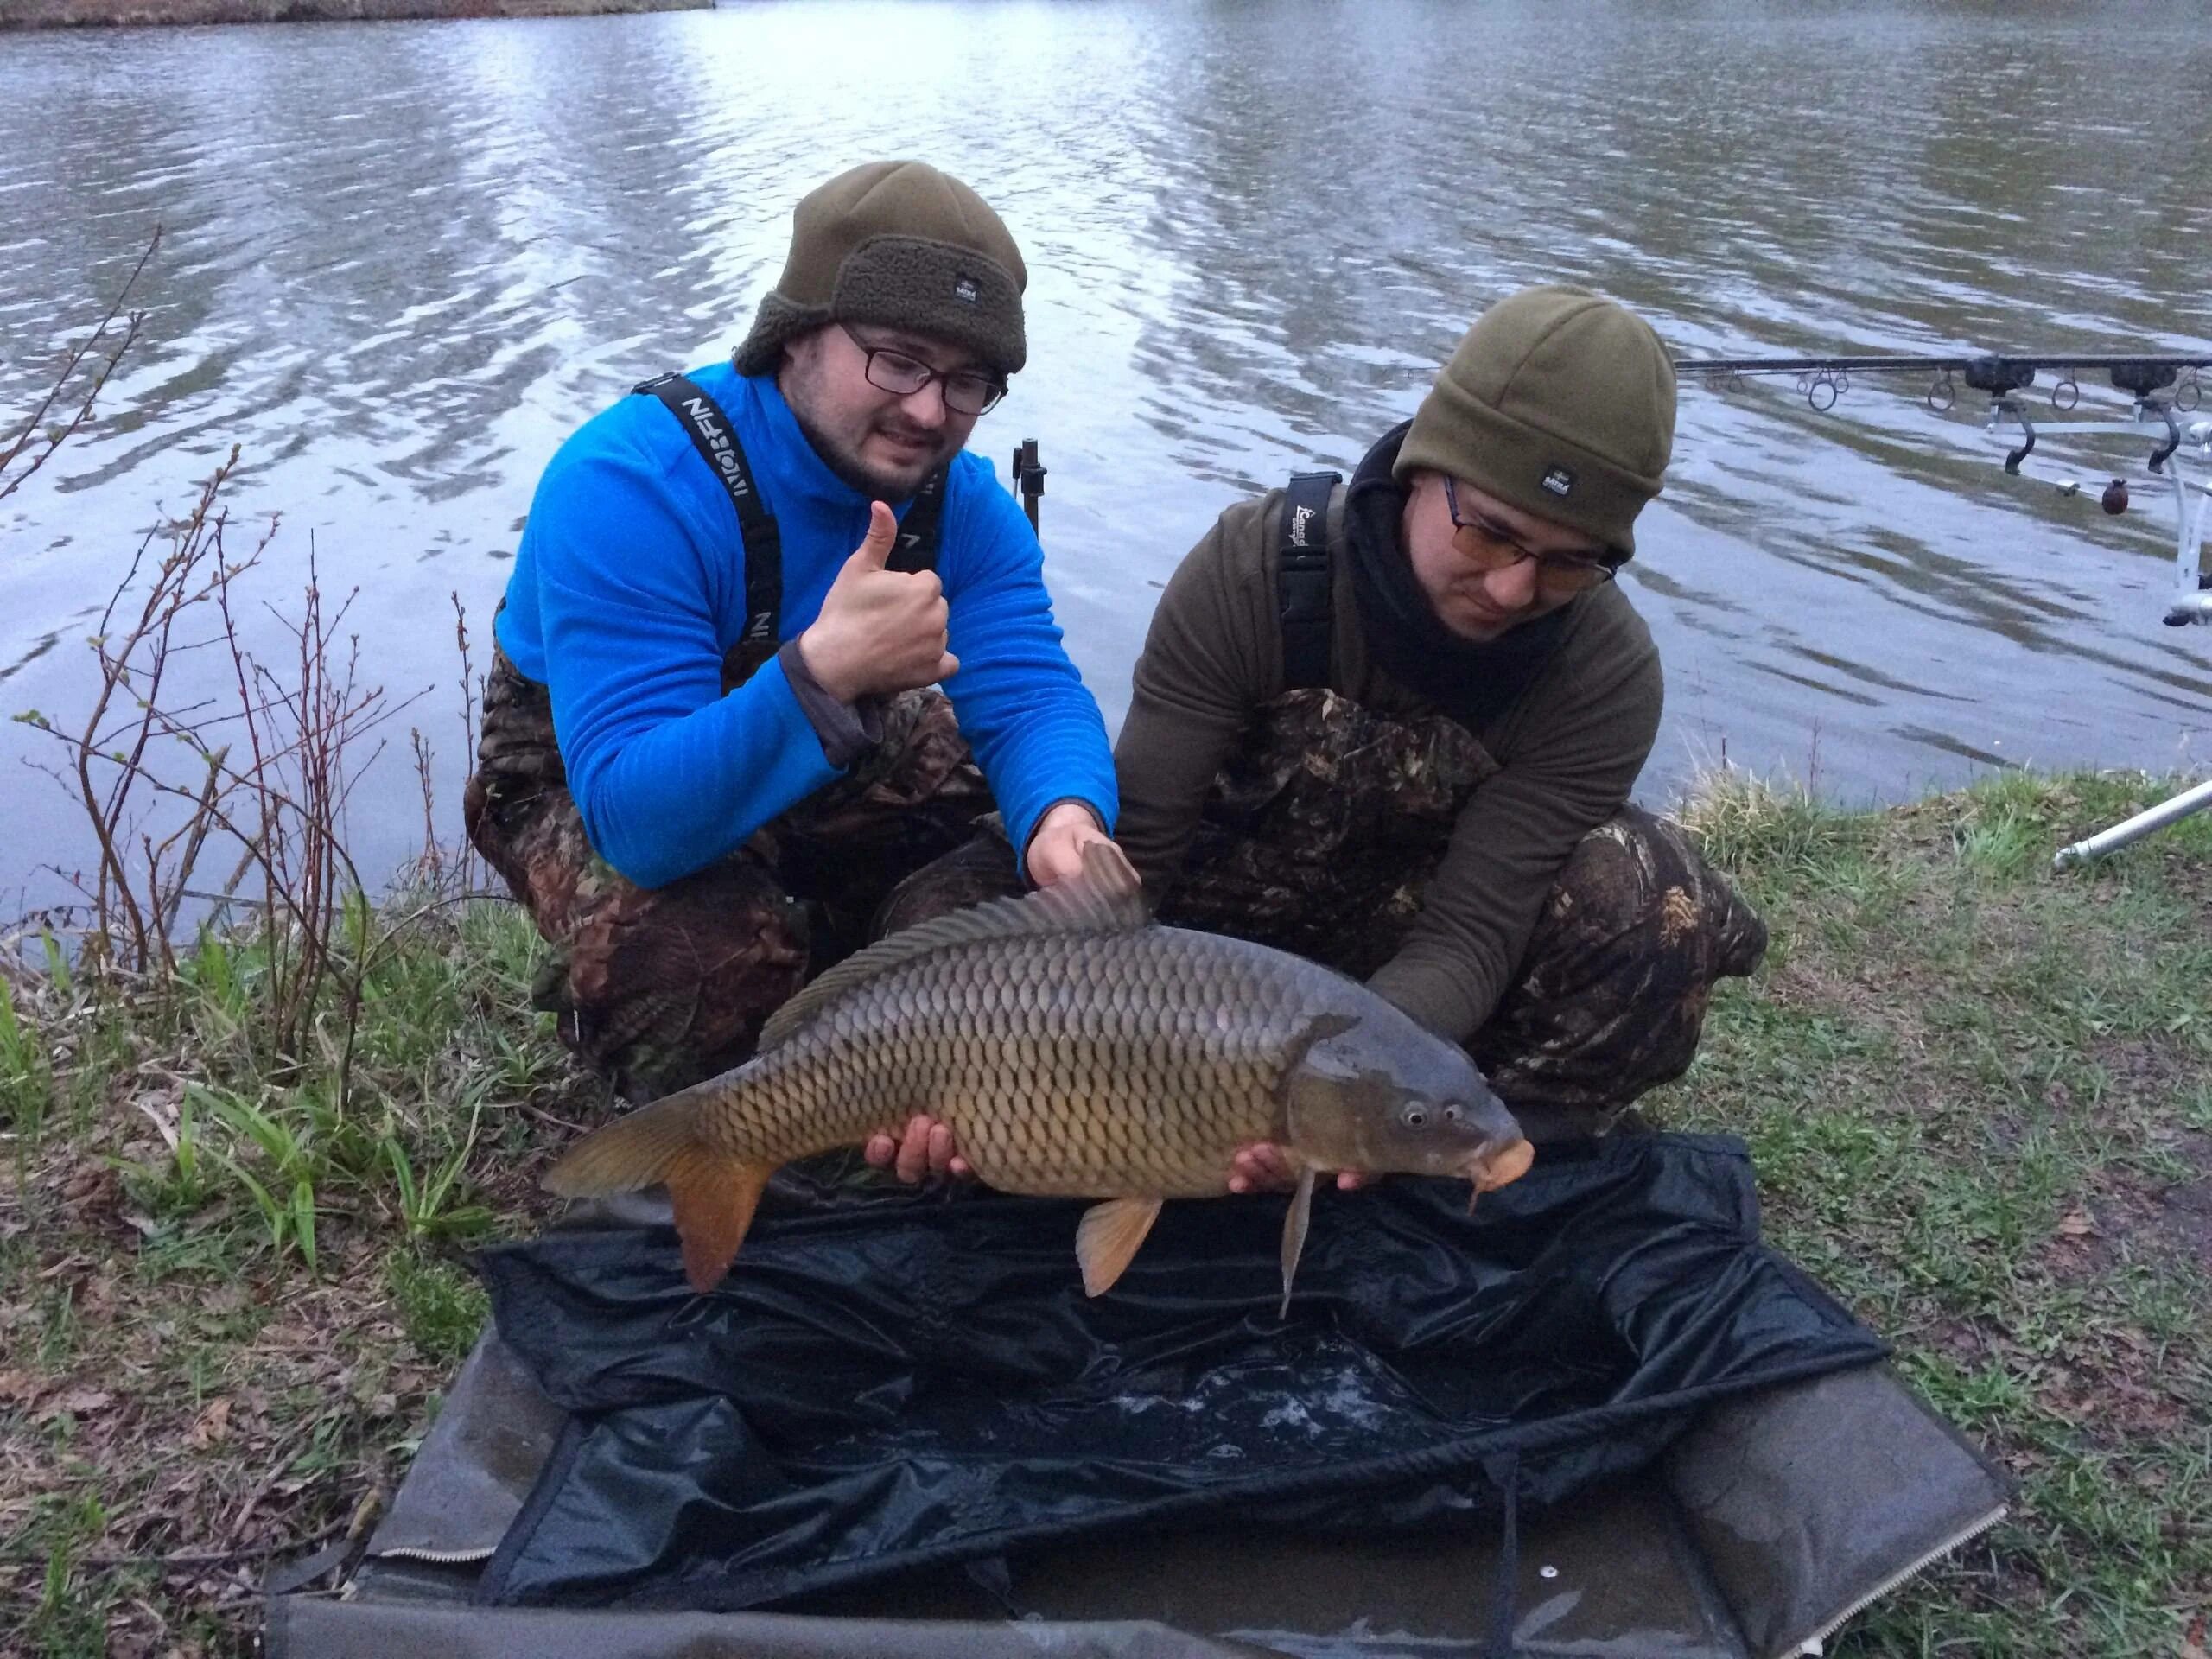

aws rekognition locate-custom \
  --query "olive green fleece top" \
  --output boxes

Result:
[1113,480,1662,1046]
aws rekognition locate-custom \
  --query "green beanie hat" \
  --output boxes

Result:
[732,160,1028,380]
[1394,285,1675,557]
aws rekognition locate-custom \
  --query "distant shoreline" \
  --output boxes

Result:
[0,0,705,27]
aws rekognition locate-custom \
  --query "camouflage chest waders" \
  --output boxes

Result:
[1153,690,1768,1141]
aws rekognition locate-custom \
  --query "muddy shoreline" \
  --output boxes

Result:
[1,0,703,28]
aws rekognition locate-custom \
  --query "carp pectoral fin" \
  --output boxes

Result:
[1075,1196,1163,1297]
[664,1151,772,1294]
[1279,1165,1317,1319]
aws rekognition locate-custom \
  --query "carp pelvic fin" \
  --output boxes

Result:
[760,838,1148,1052]
[1075,1195,1164,1297]
[1279,1164,1317,1319]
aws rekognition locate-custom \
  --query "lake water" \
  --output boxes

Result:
[4,0,2210,913]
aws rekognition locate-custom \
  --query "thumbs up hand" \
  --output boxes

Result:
[795,501,960,703]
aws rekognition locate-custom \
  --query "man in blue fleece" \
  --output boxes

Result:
[465,161,1119,1128]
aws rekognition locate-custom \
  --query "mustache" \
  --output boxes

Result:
[872,419,947,448]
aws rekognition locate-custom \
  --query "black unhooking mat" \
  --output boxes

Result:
[474,1131,1887,1611]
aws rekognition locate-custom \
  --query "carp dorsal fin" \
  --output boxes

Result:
[760,838,1147,1052]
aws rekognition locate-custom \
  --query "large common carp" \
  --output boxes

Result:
[546,842,1533,1308]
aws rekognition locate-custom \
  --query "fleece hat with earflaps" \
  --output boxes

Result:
[733,161,1028,381]
[1394,286,1676,557]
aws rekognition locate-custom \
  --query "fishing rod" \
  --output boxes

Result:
[1680,347,2212,865]
[1674,352,2210,396]
[1678,347,2212,624]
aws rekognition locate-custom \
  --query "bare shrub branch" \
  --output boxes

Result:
[0,226,161,504]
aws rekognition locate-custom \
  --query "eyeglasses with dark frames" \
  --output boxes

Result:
[844,328,1007,416]
[1442,475,1618,594]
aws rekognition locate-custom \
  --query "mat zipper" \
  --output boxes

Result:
[1787,1502,2009,1656]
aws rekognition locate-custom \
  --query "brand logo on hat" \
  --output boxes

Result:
[1541,465,1576,497]
[953,274,981,304]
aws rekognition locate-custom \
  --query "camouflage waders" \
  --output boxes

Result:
[463,639,999,1101]
[1096,690,1765,1141]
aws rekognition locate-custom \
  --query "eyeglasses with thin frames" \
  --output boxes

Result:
[845,327,1007,417]
[1441,475,1618,594]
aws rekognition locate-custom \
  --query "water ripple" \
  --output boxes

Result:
[2,0,2209,906]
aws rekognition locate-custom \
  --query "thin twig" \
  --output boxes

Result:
[225,1448,306,1548]
[517,1101,594,1136]
[0,226,161,499]
[0,1517,350,1573]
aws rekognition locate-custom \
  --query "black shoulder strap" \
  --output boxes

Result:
[889,464,950,575]
[634,372,782,646]
[1277,470,1341,690]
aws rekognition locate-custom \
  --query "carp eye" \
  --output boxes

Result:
[1401,1104,1429,1129]
[1443,1103,1463,1123]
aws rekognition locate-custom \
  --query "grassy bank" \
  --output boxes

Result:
[0,896,608,1656]
[1657,769,2211,1657]
[0,770,2207,1656]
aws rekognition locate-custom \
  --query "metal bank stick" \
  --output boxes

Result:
[1010,438,1046,533]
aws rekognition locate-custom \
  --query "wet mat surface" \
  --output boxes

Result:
[476,1133,1887,1610]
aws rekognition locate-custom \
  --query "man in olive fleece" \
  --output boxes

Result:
[1113,284,1767,1166]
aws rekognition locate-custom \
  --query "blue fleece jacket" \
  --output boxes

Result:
[494,364,1116,890]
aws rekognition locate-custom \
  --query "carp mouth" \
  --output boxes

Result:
[1464,1136,1535,1212]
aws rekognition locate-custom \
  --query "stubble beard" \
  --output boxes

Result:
[781,357,949,501]
[803,409,947,502]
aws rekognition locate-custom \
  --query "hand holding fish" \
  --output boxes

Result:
[1226,1142,1368,1196]
[863,1113,973,1183]
[797,500,960,702]
[1024,801,1118,889]
[866,1116,1364,1197]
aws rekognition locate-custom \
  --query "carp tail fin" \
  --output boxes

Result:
[543,1088,772,1293]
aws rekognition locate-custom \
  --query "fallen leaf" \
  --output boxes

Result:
[203,1284,249,1318]
[63,1166,105,1202]
[130,1090,182,1153]
[2056,1211,2098,1238]
[187,1398,233,1449]
[37,1387,113,1421]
